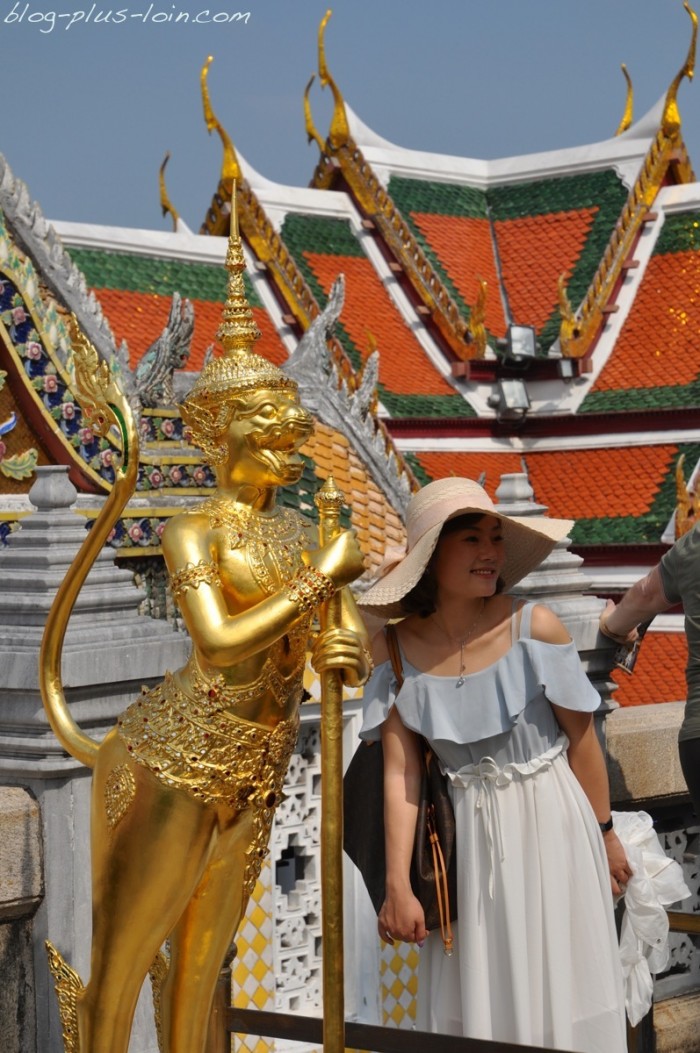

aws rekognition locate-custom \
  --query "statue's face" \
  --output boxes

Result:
[224,388,314,487]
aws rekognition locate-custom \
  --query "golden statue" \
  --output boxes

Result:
[40,192,370,1053]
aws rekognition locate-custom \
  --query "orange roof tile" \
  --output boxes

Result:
[592,250,700,392]
[303,421,405,572]
[409,214,507,337]
[495,209,598,331]
[304,254,456,396]
[611,632,687,706]
[414,446,676,519]
[93,289,288,372]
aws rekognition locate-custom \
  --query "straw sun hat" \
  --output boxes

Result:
[359,478,573,619]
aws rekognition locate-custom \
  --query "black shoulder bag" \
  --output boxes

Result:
[343,623,457,954]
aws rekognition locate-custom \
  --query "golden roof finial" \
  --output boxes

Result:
[180,181,296,461]
[201,55,241,187]
[662,2,697,140]
[614,64,634,136]
[304,74,326,153]
[159,152,180,232]
[318,9,350,151]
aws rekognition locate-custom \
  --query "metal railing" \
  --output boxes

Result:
[209,909,700,1052]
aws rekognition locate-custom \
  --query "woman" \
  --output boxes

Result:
[358,478,630,1052]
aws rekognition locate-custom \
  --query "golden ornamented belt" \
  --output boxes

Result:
[117,672,300,813]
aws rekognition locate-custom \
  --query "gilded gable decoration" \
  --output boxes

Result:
[559,3,697,359]
[309,11,474,361]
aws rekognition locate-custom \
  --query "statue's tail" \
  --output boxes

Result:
[39,318,140,768]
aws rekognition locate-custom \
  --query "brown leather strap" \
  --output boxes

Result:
[384,623,404,689]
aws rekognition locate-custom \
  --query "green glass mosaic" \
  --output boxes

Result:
[67,247,262,307]
[653,210,700,256]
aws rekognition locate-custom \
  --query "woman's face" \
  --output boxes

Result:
[432,515,506,599]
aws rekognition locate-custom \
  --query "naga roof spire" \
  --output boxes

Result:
[318,9,350,151]
[201,54,241,187]
[614,64,634,136]
[662,1,697,139]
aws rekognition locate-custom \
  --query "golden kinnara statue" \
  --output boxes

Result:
[40,196,370,1053]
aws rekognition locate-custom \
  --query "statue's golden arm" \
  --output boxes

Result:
[161,516,367,669]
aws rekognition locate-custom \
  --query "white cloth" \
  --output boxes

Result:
[613,810,691,1025]
[360,603,628,1053]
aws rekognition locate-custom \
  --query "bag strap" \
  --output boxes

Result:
[385,623,454,955]
[384,623,404,690]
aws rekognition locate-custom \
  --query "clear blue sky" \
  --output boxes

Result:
[2,0,699,231]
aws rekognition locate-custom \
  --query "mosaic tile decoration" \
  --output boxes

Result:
[66,247,287,372]
[281,213,471,419]
[389,170,628,352]
[413,443,700,546]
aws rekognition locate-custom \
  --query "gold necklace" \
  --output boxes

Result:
[432,600,485,687]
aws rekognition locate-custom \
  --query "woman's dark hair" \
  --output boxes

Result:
[400,513,505,617]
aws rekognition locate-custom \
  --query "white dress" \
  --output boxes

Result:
[359,603,627,1053]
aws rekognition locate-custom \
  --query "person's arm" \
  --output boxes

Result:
[530,605,633,895]
[372,631,428,946]
[599,565,672,644]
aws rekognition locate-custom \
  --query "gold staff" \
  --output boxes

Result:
[314,475,347,1053]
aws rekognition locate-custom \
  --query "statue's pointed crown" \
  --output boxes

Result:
[182,182,296,407]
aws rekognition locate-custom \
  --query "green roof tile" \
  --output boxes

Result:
[67,247,262,306]
[654,210,700,256]
[580,381,700,413]
[281,214,365,258]
[388,177,488,220]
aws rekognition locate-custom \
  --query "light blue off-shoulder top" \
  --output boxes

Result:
[359,602,601,773]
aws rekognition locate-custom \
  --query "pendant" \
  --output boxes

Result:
[455,675,465,688]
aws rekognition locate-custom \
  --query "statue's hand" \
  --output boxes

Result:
[310,627,373,687]
[303,530,366,590]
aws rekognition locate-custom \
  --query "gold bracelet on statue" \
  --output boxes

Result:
[284,566,336,613]
[170,559,223,600]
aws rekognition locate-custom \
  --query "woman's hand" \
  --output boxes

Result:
[603,828,633,896]
[310,627,372,687]
[378,889,428,947]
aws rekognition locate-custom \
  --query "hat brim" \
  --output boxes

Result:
[359,509,573,619]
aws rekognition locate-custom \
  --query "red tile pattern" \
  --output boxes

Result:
[494,209,598,330]
[415,446,675,519]
[611,632,687,706]
[304,254,457,396]
[591,250,700,392]
[409,214,507,336]
[94,289,288,371]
